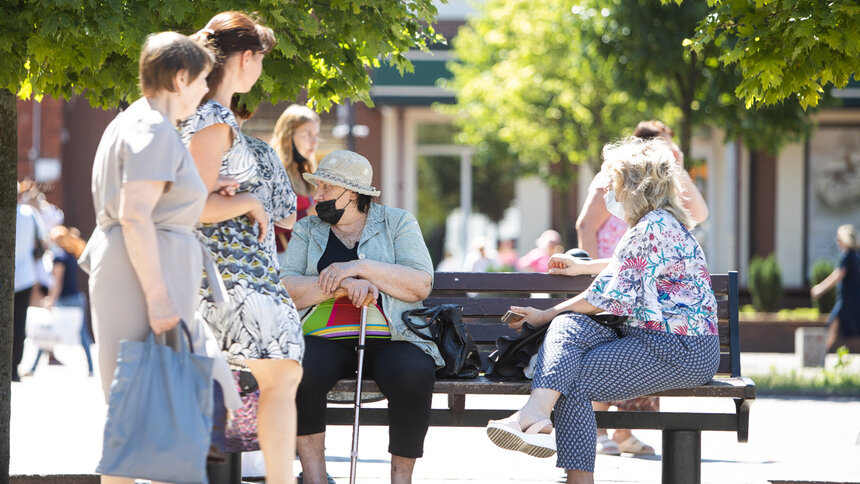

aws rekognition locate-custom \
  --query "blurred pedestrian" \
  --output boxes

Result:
[436,250,461,272]
[496,239,519,272]
[517,230,563,273]
[27,225,94,377]
[811,224,860,351]
[13,182,46,382]
[271,104,321,263]
[464,236,494,272]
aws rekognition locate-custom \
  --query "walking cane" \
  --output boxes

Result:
[349,302,370,484]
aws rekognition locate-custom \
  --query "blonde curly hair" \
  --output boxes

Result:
[601,136,692,228]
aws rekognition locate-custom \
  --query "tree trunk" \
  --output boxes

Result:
[678,51,698,164]
[0,88,18,481]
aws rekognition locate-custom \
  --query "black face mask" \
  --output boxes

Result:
[292,143,307,165]
[316,189,351,225]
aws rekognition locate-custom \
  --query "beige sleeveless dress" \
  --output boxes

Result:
[84,98,208,399]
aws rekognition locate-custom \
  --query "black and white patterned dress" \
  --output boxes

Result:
[180,100,304,366]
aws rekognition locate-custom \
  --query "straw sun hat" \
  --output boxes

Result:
[302,150,381,197]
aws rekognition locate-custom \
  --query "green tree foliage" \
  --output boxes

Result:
[444,0,812,225]
[749,254,784,312]
[443,0,665,178]
[441,0,673,239]
[1,0,442,110]
[667,0,860,110]
[590,0,811,156]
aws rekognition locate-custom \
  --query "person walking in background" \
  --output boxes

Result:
[271,104,321,263]
[811,224,860,351]
[183,12,304,484]
[19,181,64,307]
[464,236,494,272]
[82,31,214,483]
[13,182,46,382]
[572,119,710,456]
[27,225,94,377]
[517,229,563,273]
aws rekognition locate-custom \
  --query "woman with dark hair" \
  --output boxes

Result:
[181,11,304,484]
[84,31,214,483]
[271,104,321,261]
[281,150,441,484]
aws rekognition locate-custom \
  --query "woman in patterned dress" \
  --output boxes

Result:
[181,11,304,484]
[486,137,721,484]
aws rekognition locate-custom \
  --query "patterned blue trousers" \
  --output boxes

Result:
[531,313,720,472]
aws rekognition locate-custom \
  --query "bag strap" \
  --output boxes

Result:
[401,305,450,342]
[146,320,196,353]
[178,320,195,353]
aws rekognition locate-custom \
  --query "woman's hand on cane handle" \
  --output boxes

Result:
[341,278,379,308]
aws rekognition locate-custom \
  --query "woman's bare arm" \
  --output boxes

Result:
[118,180,180,334]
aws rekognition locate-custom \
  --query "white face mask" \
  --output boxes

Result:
[603,189,626,221]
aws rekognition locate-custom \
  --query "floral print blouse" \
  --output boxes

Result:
[584,209,719,336]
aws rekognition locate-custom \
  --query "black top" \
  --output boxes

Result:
[837,249,860,337]
[317,230,359,273]
[53,250,81,298]
[316,230,384,312]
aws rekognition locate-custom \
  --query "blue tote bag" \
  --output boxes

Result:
[98,322,214,484]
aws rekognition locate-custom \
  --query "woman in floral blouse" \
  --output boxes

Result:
[486,137,720,484]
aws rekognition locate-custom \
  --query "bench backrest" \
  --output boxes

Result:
[425,272,741,378]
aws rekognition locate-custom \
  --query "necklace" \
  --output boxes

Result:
[332,217,366,248]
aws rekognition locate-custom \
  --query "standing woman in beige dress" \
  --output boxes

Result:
[83,32,214,483]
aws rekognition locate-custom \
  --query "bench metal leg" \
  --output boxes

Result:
[207,452,241,484]
[662,430,700,484]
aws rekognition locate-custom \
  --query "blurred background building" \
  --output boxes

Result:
[16,0,860,297]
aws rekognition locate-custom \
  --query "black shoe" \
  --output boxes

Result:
[296,471,336,484]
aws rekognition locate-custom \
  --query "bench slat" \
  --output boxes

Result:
[425,296,730,319]
[326,407,742,430]
[330,376,754,399]
[432,272,730,293]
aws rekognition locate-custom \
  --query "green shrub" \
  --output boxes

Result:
[748,254,783,312]
[749,347,860,396]
[811,259,837,314]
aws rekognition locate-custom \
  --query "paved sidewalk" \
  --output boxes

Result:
[10,343,860,483]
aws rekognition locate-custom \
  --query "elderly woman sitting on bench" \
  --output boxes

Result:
[486,137,721,484]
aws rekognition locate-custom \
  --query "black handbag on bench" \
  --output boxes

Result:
[402,304,481,379]
[487,312,627,380]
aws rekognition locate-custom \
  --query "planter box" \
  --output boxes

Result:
[739,314,860,353]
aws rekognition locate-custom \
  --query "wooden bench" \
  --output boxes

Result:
[210,271,754,484]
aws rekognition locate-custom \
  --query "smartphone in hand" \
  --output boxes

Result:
[501,310,525,324]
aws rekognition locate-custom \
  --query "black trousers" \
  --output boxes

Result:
[296,335,436,458]
[12,287,33,381]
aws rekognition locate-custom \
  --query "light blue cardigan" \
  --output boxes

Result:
[281,202,444,368]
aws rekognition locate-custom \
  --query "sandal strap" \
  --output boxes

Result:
[618,435,646,452]
[525,419,553,434]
